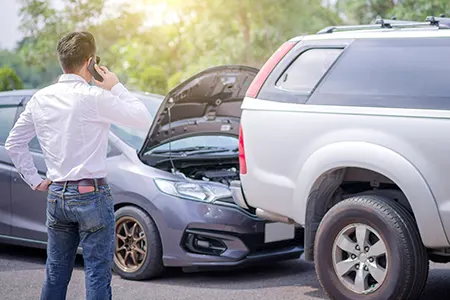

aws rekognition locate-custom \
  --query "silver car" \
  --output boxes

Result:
[0,65,303,280]
[230,17,450,300]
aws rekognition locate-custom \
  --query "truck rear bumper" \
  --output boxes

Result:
[230,180,250,209]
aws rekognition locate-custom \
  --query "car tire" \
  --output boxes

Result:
[314,195,429,300]
[113,206,165,280]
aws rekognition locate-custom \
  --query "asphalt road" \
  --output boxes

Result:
[1,245,450,300]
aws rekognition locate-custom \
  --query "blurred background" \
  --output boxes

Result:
[1,0,449,94]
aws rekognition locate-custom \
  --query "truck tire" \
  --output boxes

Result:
[113,206,165,280]
[314,195,429,300]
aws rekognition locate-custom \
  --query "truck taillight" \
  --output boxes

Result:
[246,41,297,98]
[238,124,247,175]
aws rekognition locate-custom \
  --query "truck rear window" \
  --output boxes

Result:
[309,37,450,110]
[276,48,342,94]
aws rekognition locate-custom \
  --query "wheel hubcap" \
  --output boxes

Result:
[114,216,147,273]
[332,223,388,294]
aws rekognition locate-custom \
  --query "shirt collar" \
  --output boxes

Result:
[58,74,89,84]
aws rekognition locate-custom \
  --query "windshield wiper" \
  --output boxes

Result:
[151,146,224,155]
[151,146,237,155]
[183,147,238,156]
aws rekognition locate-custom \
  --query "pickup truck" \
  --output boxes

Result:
[231,16,450,300]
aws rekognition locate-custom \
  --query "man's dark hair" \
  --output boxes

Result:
[57,31,96,73]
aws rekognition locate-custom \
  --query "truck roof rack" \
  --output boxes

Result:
[425,15,450,27]
[374,18,427,26]
[317,15,450,34]
[317,24,382,34]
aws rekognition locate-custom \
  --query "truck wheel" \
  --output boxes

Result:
[314,195,429,300]
[113,206,165,280]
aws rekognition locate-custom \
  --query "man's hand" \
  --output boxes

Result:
[93,65,119,91]
[36,179,52,192]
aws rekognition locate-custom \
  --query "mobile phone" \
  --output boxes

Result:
[88,55,104,82]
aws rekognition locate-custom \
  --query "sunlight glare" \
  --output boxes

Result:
[107,0,181,28]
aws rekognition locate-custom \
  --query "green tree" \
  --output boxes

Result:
[0,48,61,89]
[18,0,106,69]
[390,0,450,21]
[17,0,343,93]
[333,0,450,24]
[334,0,396,24]
[106,0,343,93]
[0,67,24,91]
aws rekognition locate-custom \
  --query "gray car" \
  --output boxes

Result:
[0,65,303,280]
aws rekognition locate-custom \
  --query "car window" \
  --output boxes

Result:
[16,104,42,153]
[0,106,18,145]
[276,48,342,93]
[28,136,42,152]
[106,141,115,157]
[148,135,238,154]
[110,93,162,149]
[310,38,450,109]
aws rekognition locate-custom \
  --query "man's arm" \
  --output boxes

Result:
[93,65,152,129]
[5,100,43,190]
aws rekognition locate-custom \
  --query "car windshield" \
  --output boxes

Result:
[148,136,238,155]
[110,92,163,150]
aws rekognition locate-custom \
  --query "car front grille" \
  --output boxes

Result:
[237,226,305,255]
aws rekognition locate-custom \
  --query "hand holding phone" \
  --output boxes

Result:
[88,56,104,82]
[93,65,119,91]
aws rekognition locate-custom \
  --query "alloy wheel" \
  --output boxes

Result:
[332,223,389,294]
[114,216,148,273]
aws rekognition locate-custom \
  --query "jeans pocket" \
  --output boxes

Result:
[46,197,58,228]
[47,194,57,213]
[74,196,106,233]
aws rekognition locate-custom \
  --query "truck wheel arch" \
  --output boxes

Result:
[293,141,449,260]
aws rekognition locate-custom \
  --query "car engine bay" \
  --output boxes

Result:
[185,167,239,186]
[148,155,240,186]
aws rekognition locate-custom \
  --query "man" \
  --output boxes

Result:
[5,32,152,300]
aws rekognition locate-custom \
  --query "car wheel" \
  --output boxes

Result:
[314,195,429,300]
[113,206,165,280]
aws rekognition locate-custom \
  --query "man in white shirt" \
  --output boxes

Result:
[5,31,152,300]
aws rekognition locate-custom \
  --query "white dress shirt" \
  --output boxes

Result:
[5,74,152,190]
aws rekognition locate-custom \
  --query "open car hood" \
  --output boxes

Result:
[138,65,259,156]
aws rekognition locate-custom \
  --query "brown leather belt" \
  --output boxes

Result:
[52,178,108,186]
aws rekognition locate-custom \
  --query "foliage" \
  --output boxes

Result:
[18,0,66,68]
[0,49,60,89]
[11,0,345,94]
[6,0,450,94]
[0,67,24,91]
[104,0,343,92]
[334,0,396,23]
[334,0,450,23]
[390,0,450,21]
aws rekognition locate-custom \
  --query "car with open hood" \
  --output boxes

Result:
[0,65,303,280]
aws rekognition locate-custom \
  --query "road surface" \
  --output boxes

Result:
[1,245,450,300]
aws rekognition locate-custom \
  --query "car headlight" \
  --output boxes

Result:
[154,178,232,202]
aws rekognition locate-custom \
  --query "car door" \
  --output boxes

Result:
[9,108,125,243]
[10,101,48,242]
[0,98,22,237]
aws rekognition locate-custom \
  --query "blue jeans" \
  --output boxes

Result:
[40,182,115,300]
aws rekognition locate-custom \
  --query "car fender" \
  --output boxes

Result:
[111,190,166,235]
[113,190,157,214]
[293,141,449,248]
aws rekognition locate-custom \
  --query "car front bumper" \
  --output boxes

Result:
[230,180,250,209]
[177,224,304,268]
[151,192,304,268]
